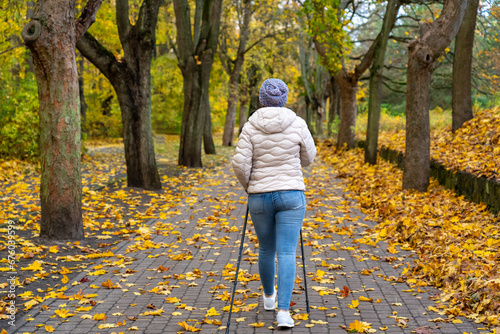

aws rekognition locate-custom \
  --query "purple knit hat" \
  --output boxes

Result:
[259,78,288,107]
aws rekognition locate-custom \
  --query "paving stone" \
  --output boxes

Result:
[11,160,485,334]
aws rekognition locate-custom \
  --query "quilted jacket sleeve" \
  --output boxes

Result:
[231,123,253,191]
[298,118,316,167]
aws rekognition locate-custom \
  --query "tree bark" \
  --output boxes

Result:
[77,0,162,190]
[304,96,314,136]
[25,0,35,73]
[299,30,316,135]
[327,76,340,137]
[222,69,242,146]
[452,0,479,132]
[203,96,216,154]
[335,73,357,148]
[365,0,400,164]
[221,0,253,147]
[403,0,469,192]
[22,0,102,240]
[248,64,261,117]
[77,53,88,134]
[238,81,250,133]
[174,0,222,167]
[315,106,325,138]
[26,0,35,19]
[249,90,260,116]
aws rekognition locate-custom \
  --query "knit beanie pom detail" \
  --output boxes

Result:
[259,78,288,107]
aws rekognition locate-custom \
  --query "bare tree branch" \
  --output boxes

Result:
[193,0,203,46]
[75,0,104,41]
[168,34,179,60]
[217,36,232,75]
[390,35,413,43]
[116,0,132,44]
[244,31,280,54]
[173,0,195,67]
[382,74,406,85]
[471,80,493,95]
[0,45,23,56]
[384,64,407,70]
[354,38,377,43]
[76,32,122,83]
[382,80,406,94]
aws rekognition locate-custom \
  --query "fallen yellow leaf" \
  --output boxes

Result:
[248,322,265,328]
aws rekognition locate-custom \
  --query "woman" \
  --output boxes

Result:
[232,78,316,328]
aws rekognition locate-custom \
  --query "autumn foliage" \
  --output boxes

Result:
[321,108,500,326]
[376,107,500,181]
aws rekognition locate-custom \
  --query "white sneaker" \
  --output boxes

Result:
[263,290,276,310]
[277,311,294,328]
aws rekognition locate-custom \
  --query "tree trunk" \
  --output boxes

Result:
[220,0,253,147]
[336,74,357,149]
[25,0,35,73]
[77,0,162,189]
[365,0,400,164]
[238,83,249,133]
[404,46,433,191]
[22,0,102,240]
[403,0,468,192]
[315,106,324,138]
[327,77,339,137]
[305,96,315,136]
[247,64,261,116]
[178,57,205,167]
[26,0,35,18]
[222,72,240,146]
[174,0,222,167]
[203,95,216,154]
[115,75,161,190]
[452,0,479,132]
[249,92,259,116]
[122,25,161,189]
[78,54,88,134]
[299,29,324,138]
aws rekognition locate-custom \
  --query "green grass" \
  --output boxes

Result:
[355,107,452,138]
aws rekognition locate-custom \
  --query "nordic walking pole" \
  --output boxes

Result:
[300,229,310,313]
[225,204,250,334]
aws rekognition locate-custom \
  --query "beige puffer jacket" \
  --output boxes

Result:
[232,107,317,194]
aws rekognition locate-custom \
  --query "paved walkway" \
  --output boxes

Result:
[12,159,483,334]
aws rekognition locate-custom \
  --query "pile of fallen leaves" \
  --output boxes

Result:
[376,107,500,181]
[319,143,500,327]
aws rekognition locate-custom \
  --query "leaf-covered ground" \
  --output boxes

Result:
[0,132,498,333]
[320,142,500,329]
[0,136,233,331]
[373,108,500,181]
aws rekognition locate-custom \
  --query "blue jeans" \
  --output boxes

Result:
[248,190,306,310]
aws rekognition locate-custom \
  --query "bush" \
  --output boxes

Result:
[86,106,123,139]
[0,109,39,160]
[0,51,39,161]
